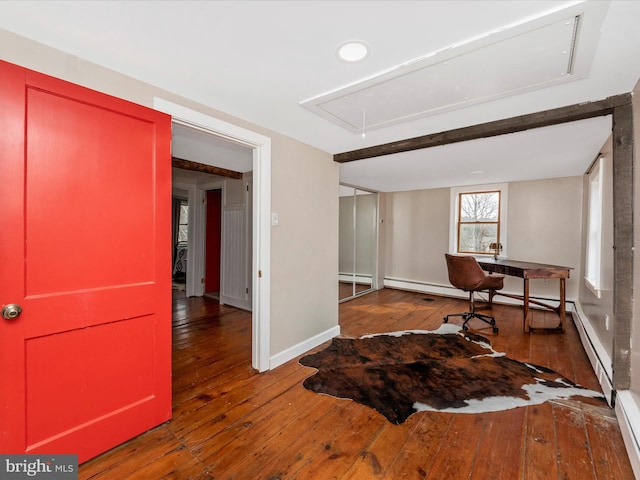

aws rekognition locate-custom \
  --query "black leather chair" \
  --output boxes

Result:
[443,254,505,333]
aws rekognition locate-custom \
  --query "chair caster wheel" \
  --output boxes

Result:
[462,325,469,331]
[493,327,499,333]
[443,317,448,323]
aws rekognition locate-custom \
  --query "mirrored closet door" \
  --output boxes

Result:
[339,185,378,302]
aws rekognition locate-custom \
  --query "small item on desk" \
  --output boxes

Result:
[489,242,502,261]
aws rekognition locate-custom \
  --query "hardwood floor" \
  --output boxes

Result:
[79,288,635,479]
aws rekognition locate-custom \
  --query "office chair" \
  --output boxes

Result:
[443,253,505,333]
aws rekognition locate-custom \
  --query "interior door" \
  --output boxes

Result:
[339,185,357,300]
[0,60,172,462]
[205,189,222,294]
[355,190,377,294]
[339,185,378,301]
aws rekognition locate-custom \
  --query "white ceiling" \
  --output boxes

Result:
[1,0,639,191]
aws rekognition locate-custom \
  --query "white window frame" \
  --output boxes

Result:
[449,183,508,257]
[585,156,604,298]
[177,200,189,244]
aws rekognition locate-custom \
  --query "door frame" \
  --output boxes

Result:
[154,98,271,372]
[171,180,206,299]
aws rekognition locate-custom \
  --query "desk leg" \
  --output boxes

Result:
[523,278,530,333]
[559,278,566,332]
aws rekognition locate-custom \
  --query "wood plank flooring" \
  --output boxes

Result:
[79,288,635,479]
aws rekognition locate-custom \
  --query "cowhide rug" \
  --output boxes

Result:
[298,324,604,424]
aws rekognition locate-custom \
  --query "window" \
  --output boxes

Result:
[458,191,500,254]
[585,156,604,297]
[450,184,508,256]
[178,201,189,243]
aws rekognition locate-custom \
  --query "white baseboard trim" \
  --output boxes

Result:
[383,277,572,311]
[383,278,454,298]
[269,325,341,369]
[339,273,373,285]
[615,390,640,479]
[571,301,614,403]
[220,295,252,311]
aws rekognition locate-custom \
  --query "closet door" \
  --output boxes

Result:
[339,185,377,301]
[0,60,172,462]
[339,186,356,300]
[354,190,377,295]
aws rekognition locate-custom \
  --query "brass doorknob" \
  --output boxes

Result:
[1,304,22,320]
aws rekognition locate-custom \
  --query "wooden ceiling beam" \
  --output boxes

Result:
[172,157,243,179]
[333,93,632,163]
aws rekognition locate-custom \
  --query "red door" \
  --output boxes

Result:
[205,190,222,294]
[0,60,172,462]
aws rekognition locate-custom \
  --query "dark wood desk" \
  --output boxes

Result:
[477,258,573,333]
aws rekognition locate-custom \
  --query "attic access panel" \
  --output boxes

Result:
[301,3,607,134]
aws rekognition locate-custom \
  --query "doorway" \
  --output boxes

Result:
[155,97,272,372]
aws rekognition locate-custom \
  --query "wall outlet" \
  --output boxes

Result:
[271,212,279,226]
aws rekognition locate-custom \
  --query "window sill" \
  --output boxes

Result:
[471,254,508,261]
[584,277,602,299]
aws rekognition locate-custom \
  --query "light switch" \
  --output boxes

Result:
[271,212,279,226]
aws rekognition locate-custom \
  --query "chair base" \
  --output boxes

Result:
[443,311,499,333]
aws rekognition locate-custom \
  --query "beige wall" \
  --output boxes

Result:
[0,29,339,359]
[269,136,338,352]
[384,188,451,286]
[507,176,583,299]
[383,177,584,300]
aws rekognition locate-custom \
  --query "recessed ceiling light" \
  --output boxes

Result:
[338,41,369,63]
[470,170,485,175]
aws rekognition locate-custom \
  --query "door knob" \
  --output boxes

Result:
[1,304,22,320]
